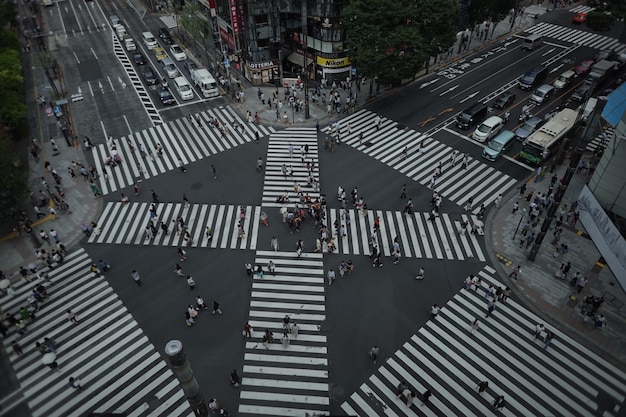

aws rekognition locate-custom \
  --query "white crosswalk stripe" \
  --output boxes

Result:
[341,264,626,417]
[336,110,518,210]
[327,208,485,261]
[525,22,626,52]
[91,106,275,195]
[568,5,595,13]
[586,126,614,153]
[0,249,193,417]
[262,128,321,208]
[87,202,261,250]
[238,251,330,417]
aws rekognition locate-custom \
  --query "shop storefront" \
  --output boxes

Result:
[244,60,279,84]
[316,56,352,83]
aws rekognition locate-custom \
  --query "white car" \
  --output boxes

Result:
[169,44,187,62]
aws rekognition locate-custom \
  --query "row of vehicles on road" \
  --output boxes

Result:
[455,39,625,165]
[108,15,220,103]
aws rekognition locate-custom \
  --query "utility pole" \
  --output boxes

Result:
[165,340,208,416]
[301,0,310,119]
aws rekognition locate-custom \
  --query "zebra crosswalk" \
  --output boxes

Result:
[525,22,626,52]
[0,249,192,417]
[262,128,321,208]
[569,5,595,14]
[327,208,485,261]
[341,265,626,417]
[586,125,614,153]
[336,110,519,210]
[92,105,275,196]
[87,202,261,249]
[238,251,330,417]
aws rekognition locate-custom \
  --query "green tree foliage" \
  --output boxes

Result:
[342,0,459,86]
[586,11,616,31]
[0,132,29,224]
[0,47,27,129]
[467,0,516,28]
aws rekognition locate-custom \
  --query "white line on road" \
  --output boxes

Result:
[100,121,108,141]
[107,75,115,91]
[91,47,98,60]
[68,0,83,34]
[88,81,94,96]
[56,2,67,35]
[73,51,80,64]
[123,115,132,134]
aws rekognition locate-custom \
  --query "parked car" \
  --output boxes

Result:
[158,27,172,44]
[157,86,176,105]
[575,59,595,75]
[133,52,146,65]
[142,66,158,85]
[169,44,187,62]
[514,116,544,141]
[493,91,516,109]
[595,49,617,62]
[572,12,586,24]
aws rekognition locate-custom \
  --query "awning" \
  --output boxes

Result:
[602,82,626,128]
[286,52,314,67]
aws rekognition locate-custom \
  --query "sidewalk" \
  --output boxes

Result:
[485,162,626,366]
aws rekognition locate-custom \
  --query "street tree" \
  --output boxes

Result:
[415,0,460,64]
[342,0,425,87]
[0,132,29,226]
[0,46,27,129]
[467,0,516,35]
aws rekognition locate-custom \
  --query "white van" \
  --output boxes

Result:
[472,116,504,142]
[174,77,194,101]
[522,33,542,51]
[581,98,598,122]
[142,32,158,50]
[161,57,179,78]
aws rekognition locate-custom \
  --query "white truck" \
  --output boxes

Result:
[190,69,219,98]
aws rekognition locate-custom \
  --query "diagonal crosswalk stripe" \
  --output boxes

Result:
[0,249,193,417]
[341,265,626,417]
[335,110,518,211]
[90,106,276,195]
[88,202,260,249]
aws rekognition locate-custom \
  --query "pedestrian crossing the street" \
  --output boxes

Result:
[586,125,614,153]
[341,265,626,417]
[238,251,330,417]
[0,249,193,417]
[525,22,626,52]
[87,202,261,250]
[336,110,519,211]
[91,105,276,196]
[569,5,595,14]
[262,128,322,208]
[327,208,485,261]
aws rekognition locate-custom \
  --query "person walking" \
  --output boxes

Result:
[421,390,432,406]
[430,304,440,319]
[211,164,218,180]
[477,380,488,393]
[485,299,496,318]
[508,265,521,279]
[492,395,505,411]
[230,369,240,387]
[49,229,60,243]
[178,247,187,262]
[400,184,407,199]
[212,300,223,315]
[69,377,83,391]
[281,331,290,348]
[470,318,480,333]
[67,309,78,323]
[186,275,196,290]
[271,237,279,251]
[415,267,425,280]
[243,322,253,338]
[576,275,589,294]
[268,260,275,276]
[151,190,159,204]
[11,340,23,356]
[131,270,142,286]
[368,346,379,363]
[327,269,336,285]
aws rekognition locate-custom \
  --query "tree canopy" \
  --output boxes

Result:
[0,131,29,224]
[467,0,516,28]
[342,0,459,86]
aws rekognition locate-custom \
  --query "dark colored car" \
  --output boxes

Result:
[456,102,488,129]
[157,86,176,105]
[142,66,157,85]
[133,52,146,65]
[158,27,172,44]
[514,116,544,141]
[575,59,595,75]
[594,49,617,62]
[183,59,198,74]
[571,81,592,102]
[493,91,516,109]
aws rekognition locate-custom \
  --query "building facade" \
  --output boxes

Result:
[208,0,350,85]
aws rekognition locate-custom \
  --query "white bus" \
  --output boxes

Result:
[519,108,579,165]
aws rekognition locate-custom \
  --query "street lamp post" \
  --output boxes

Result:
[512,208,527,241]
